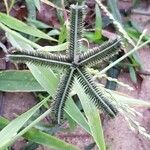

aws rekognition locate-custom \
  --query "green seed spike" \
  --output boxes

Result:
[52,68,75,124]
[7,4,121,124]
[79,38,121,67]
[77,67,118,118]
[69,4,86,61]
[7,49,71,68]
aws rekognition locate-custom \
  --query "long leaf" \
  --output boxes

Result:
[24,128,79,150]
[0,70,44,92]
[75,81,106,150]
[0,23,41,49]
[0,117,79,150]
[107,0,122,24]
[95,4,102,40]
[0,13,57,41]
[0,96,49,149]
[6,30,67,52]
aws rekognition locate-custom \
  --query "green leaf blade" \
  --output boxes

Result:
[95,4,102,40]
[0,70,44,92]
[0,13,57,41]
[24,128,79,150]
[108,0,122,24]
[75,81,106,150]
[0,96,49,149]
[0,117,79,150]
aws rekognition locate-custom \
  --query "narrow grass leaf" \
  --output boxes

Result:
[6,31,67,52]
[25,0,36,20]
[65,100,91,134]
[75,81,106,150]
[6,32,35,50]
[108,0,122,24]
[0,23,41,49]
[58,24,67,44]
[27,18,51,29]
[0,70,44,92]
[129,66,137,83]
[0,96,49,149]
[40,0,69,12]
[27,64,58,94]
[0,117,9,130]
[0,117,79,150]
[0,13,57,41]
[95,4,102,40]
[24,128,79,150]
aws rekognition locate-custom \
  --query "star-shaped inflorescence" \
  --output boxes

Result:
[7,4,121,124]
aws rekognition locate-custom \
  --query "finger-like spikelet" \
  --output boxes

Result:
[7,49,71,69]
[79,38,121,67]
[77,67,118,118]
[69,4,87,61]
[52,68,75,124]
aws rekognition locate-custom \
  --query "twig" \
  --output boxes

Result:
[40,0,70,12]
[132,9,150,16]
